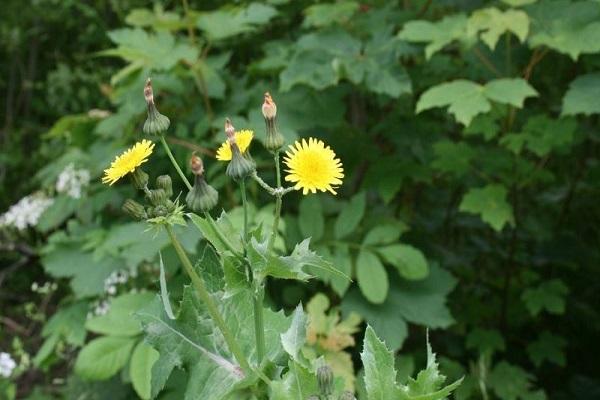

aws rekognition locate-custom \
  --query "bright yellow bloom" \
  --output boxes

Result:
[216,130,254,161]
[102,139,155,185]
[283,138,344,195]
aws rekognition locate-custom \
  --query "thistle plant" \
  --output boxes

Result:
[98,82,462,400]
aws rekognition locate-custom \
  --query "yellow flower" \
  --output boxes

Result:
[283,138,344,195]
[216,130,254,161]
[102,139,155,185]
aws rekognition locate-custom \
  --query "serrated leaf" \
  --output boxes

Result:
[196,3,278,41]
[85,292,155,336]
[521,279,569,316]
[468,7,529,50]
[280,305,307,362]
[459,184,515,231]
[129,342,160,400]
[334,191,366,239]
[189,212,243,255]
[75,336,137,380]
[417,79,537,126]
[356,250,389,304]
[303,1,359,27]
[378,244,429,280]
[270,361,319,400]
[527,0,600,60]
[361,326,401,400]
[431,140,475,176]
[159,252,175,320]
[562,73,600,116]
[399,14,468,59]
[489,362,532,400]
[527,332,566,367]
[500,115,577,157]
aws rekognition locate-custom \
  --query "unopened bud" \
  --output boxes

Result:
[190,153,204,176]
[156,175,173,198]
[147,188,167,207]
[143,78,170,136]
[262,92,284,152]
[186,175,218,212]
[317,365,334,396]
[130,168,149,190]
[225,118,236,141]
[226,145,255,180]
[122,199,147,220]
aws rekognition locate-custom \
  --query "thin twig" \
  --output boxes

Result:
[472,47,503,78]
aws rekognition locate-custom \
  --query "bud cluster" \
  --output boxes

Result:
[122,174,178,220]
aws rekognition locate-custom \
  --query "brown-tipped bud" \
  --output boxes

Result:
[122,199,147,220]
[130,168,149,190]
[317,365,334,396]
[143,78,170,136]
[190,153,204,176]
[225,118,236,141]
[156,175,173,198]
[262,92,277,119]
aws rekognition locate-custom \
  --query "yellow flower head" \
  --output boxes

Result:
[102,139,155,185]
[216,130,254,161]
[284,138,344,195]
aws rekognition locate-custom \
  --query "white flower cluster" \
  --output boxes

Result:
[0,194,53,230]
[91,300,111,316]
[0,352,16,378]
[55,163,90,199]
[104,270,130,295]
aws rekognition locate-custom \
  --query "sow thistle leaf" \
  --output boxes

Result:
[459,184,515,231]
[270,361,319,400]
[468,7,529,50]
[398,14,468,59]
[280,305,307,363]
[527,0,600,60]
[562,73,600,116]
[521,279,568,316]
[189,212,243,255]
[416,79,538,126]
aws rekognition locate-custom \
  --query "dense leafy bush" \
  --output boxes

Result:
[1,0,599,399]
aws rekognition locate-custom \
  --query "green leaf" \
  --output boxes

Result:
[431,140,475,177]
[527,0,600,60]
[85,292,155,336]
[500,115,577,157]
[343,264,456,350]
[37,195,79,233]
[489,361,533,400]
[363,224,405,246]
[303,1,359,27]
[270,361,318,400]
[75,336,137,380]
[417,79,537,126]
[502,0,537,6]
[378,244,429,280]
[398,14,468,59]
[280,50,339,91]
[196,3,278,41]
[280,305,307,363]
[527,332,566,367]
[521,279,569,316]
[129,342,160,400]
[334,191,366,239]
[459,184,515,231]
[330,244,353,296]
[298,196,324,241]
[466,328,505,356]
[468,7,529,50]
[361,326,401,400]
[189,212,243,255]
[159,252,176,320]
[562,73,600,116]
[356,250,389,304]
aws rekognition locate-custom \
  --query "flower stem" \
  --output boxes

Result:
[240,179,249,244]
[160,135,192,191]
[268,152,282,252]
[165,225,251,374]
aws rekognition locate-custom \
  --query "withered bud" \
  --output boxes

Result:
[225,118,236,142]
[144,78,154,106]
[262,92,277,119]
[190,153,204,176]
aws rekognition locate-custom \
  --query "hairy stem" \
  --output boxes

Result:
[165,225,251,373]
[160,135,192,191]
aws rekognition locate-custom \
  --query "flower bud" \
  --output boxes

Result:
[339,391,356,400]
[122,199,147,220]
[143,78,170,136]
[147,188,168,207]
[262,93,284,152]
[317,365,334,396]
[156,175,173,198]
[190,153,204,176]
[186,174,219,212]
[226,145,255,180]
[130,168,149,190]
[225,118,235,140]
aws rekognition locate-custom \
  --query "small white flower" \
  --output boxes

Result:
[0,352,16,378]
[55,163,90,199]
[0,194,53,230]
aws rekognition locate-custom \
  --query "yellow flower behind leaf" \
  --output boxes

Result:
[283,138,344,195]
[215,130,254,161]
[102,139,155,185]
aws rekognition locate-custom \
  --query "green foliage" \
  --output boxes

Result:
[459,184,515,231]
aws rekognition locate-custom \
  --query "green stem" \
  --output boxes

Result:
[204,212,244,258]
[253,287,266,364]
[165,225,251,373]
[239,179,249,244]
[268,152,282,251]
[160,136,192,191]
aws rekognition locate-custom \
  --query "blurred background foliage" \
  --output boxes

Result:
[1,0,599,399]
